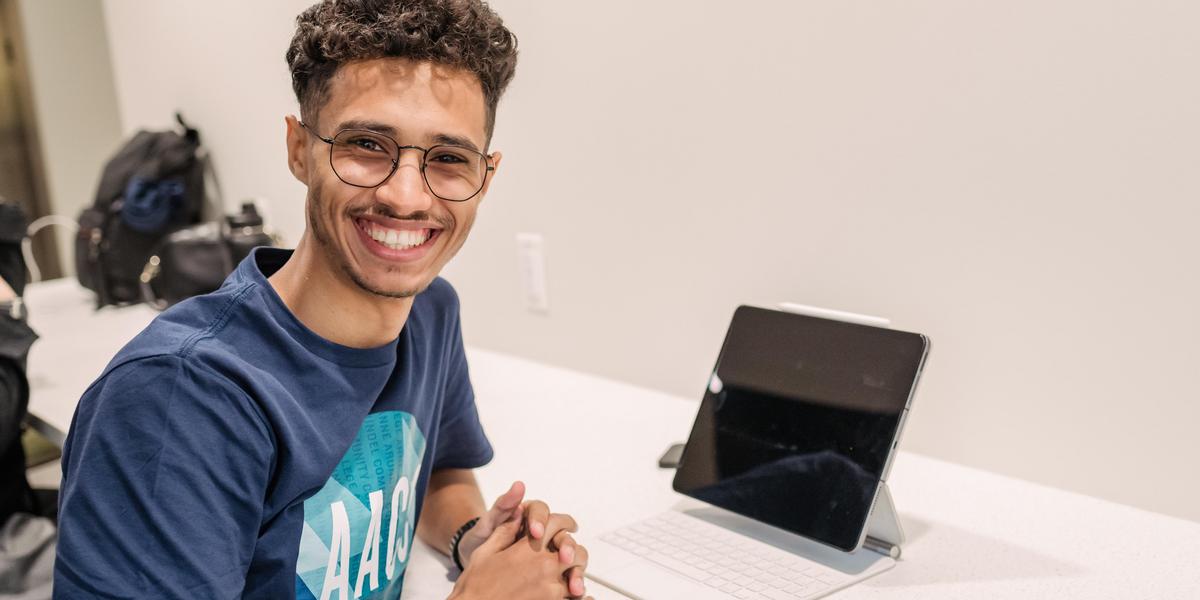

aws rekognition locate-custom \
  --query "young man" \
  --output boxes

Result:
[54,1,591,598]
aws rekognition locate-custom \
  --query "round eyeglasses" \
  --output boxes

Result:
[300,121,494,202]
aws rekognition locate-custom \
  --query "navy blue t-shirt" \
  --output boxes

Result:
[55,248,493,599]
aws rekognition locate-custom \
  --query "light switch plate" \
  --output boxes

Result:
[516,233,549,313]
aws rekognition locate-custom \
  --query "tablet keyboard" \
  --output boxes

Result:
[599,511,850,599]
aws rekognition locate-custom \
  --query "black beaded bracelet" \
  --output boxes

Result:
[450,517,480,571]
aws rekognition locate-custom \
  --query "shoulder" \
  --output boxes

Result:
[411,276,464,329]
[418,276,462,311]
[108,280,258,368]
[405,278,467,366]
[82,353,260,421]
[69,352,274,470]
[80,284,274,437]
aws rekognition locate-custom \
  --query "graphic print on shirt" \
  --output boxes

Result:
[295,411,426,600]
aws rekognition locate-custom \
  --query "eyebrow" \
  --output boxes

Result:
[334,119,397,136]
[432,134,481,152]
[334,119,482,152]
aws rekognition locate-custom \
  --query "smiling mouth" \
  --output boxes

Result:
[355,218,440,250]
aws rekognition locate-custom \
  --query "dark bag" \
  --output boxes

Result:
[75,114,211,307]
[140,203,276,309]
[0,202,29,296]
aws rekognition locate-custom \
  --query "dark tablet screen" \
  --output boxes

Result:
[672,306,928,552]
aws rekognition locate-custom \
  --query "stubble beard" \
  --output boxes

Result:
[307,186,427,299]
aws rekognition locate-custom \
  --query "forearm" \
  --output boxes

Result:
[417,468,487,556]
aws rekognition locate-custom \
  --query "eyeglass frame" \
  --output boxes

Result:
[299,120,495,202]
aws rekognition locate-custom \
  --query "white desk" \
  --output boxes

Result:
[24,279,1200,599]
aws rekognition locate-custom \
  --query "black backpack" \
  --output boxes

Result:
[75,114,211,307]
[0,202,29,297]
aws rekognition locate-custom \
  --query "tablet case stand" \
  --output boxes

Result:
[862,482,904,559]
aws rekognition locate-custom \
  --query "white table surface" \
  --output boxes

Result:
[24,279,1200,599]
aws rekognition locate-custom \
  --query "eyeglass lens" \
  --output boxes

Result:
[329,129,487,201]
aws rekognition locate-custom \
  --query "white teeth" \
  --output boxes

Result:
[365,224,430,249]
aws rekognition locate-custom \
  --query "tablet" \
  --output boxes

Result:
[672,305,930,552]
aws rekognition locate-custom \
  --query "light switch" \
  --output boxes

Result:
[516,233,549,313]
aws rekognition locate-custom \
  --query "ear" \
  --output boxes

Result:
[284,115,310,184]
[474,150,502,206]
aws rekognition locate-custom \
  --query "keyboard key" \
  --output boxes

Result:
[767,575,790,588]
[645,552,713,583]
[754,574,777,587]
[705,577,731,589]
[762,588,800,600]
[786,571,812,583]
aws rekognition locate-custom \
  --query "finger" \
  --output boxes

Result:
[551,530,578,564]
[564,554,588,597]
[546,533,589,598]
[476,518,522,557]
[486,481,525,525]
[555,537,589,591]
[568,543,589,572]
[523,500,551,545]
[551,535,588,571]
[491,480,525,513]
[476,481,526,537]
[543,514,579,552]
[565,565,587,598]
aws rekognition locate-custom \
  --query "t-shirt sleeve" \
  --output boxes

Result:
[54,355,275,599]
[431,295,493,471]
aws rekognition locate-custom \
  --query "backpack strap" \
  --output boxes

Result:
[197,148,226,223]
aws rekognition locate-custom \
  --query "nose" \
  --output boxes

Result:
[374,148,434,214]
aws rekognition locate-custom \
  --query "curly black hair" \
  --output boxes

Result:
[286,0,518,141]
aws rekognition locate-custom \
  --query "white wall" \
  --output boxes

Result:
[100,0,1200,522]
[16,0,122,276]
[100,0,312,239]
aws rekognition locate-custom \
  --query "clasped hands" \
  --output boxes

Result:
[450,481,593,600]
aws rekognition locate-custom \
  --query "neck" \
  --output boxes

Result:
[268,234,413,348]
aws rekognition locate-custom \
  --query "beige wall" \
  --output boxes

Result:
[16,0,122,276]
[100,0,1200,522]
[101,0,312,240]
